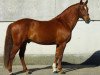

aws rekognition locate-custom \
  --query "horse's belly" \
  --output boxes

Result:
[32,38,56,45]
[29,33,56,45]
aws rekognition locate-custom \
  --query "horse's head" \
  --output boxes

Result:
[78,0,90,24]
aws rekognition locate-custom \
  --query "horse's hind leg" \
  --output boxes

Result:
[8,44,20,75]
[19,42,27,72]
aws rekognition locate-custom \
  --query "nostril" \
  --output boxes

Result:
[88,17,90,20]
[89,18,91,22]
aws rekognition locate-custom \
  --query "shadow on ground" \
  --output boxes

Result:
[13,66,51,75]
[13,64,96,75]
[81,51,100,65]
[13,50,100,75]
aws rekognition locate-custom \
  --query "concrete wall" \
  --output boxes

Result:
[0,0,100,21]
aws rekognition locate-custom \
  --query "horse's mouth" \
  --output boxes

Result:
[85,19,90,24]
[85,18,91,24]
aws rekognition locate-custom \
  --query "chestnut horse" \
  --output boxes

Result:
[4,0,90,74]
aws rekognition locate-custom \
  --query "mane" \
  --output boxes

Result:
[54,3,80,19]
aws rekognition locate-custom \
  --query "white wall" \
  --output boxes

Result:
[0,0,100,21]
[0,21,100,55]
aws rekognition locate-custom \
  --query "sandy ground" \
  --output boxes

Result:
[0,65,100,75]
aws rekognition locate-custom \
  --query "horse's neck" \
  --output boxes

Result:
[56,4,79,31]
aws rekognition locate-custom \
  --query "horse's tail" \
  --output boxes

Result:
[4,25,13,68]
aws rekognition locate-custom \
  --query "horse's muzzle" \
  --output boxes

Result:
[85,19,91,24]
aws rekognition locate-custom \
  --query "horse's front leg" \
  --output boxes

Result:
[52,42,66,73]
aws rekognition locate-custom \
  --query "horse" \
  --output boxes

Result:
[4,0,90,74]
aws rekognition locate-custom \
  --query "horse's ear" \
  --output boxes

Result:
[85,0,88,5]
[80,0,83,5]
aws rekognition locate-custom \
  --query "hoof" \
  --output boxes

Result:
[53,71,58,73]
[25,70,32,75]
[23,68,28,72]
[10,73,16,75]
[26,71,29,75]
[28,71,32,74]
[58,70,66,74]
